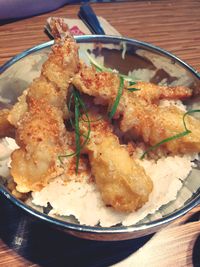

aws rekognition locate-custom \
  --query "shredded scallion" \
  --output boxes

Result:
[86,52,141,117]
[74,91,81,173]
[108,76,124,119]
[141,109,200,159]
[127,88,140,92]
[58,89,91,174]
[86,52,135,83]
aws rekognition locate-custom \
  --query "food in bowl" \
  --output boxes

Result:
[0,32,200,229]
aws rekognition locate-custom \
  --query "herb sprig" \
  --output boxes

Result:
[59,89,91,174]
[127,88,140,92]
[86,52,136,83]
[108,76,124,120]
[141,109,200,159]
[74,90,81,173]
[86,52,141,119]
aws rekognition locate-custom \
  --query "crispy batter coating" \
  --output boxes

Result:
[121,101,200,154]
[80,114,153,212]
[8,90,28,127]
[74,64,198,154]
[49,18,69,39]
[8,36,79,192]
[73,63,192,118]
[7,179,28,201]
[11,98,67,193]
[73,63,126,117]
[8,36,79,129]
[155,106,200,154]
[73,63,120,101]
[0,109,15,138]
[41,37,79,90]
[130,82,192,104]
[27,76,68,117]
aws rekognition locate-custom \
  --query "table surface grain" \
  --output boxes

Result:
[0,1,200,266]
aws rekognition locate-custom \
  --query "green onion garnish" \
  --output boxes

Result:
[68,90,75,129]
[127,81,140,92]
[141,131,190,160]
[73,90,81,173]
[76,91,91,150]
[86,52,112,72]
[86,52,141,117]
[127,88,140,92]
[141,109,200,159]
[59,89,91,174]
[129,81,136,86]
[108,77,124,119]
[86,52,135,83]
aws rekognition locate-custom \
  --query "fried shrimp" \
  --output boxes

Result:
[7,35,79,129]
[122,103,200,154]
[7,35,79,192]
[73,62,126,117]
[27,76,68,117]
[11,98,67,193]
[73,63,192,105]
[129,82,192,104]
[80,113,153,212]
[73,64,199,154]
[2,30,199,217]
[73,63,120,102]
[41,36,79,91]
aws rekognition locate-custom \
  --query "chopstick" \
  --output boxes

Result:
[78,4,105,35]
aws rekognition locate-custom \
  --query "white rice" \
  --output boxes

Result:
[31,154,193,227]
[0,134,197,227]
[0,101,198,227]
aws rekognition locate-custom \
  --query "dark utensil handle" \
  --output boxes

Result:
[78,4,105,35]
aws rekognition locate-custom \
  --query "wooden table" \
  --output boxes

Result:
[0,0,200,266]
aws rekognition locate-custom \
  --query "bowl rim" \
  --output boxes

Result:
[0,34,200,235]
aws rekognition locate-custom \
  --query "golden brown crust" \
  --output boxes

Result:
[8,90,28,127]
[72,62,125,117]
[130,82,192,104]
[8,36,79,128]
[8,36,79,193]
[80,113,153,212]
[42,36,79,90]
[73,63,199,154]
[11,99,67,193]
[49,18,69,39]
[122,102,200,154]
[0,109,15,138]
